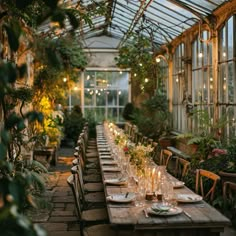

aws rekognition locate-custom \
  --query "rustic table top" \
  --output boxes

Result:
[96,125,230,234]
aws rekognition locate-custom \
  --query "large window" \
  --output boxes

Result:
[83,70,129,123]
[192,31,213,132]
[172,43,187,132]
[219,15,236,138]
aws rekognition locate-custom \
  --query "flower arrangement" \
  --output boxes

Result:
[115,133,128,147]
[129,143,154,170]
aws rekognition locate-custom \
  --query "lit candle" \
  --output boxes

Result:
[151,168,155,192]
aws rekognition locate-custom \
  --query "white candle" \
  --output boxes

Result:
[157,171,161,180]
[151,168,155,192]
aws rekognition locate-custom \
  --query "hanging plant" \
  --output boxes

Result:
[115,34,160,95]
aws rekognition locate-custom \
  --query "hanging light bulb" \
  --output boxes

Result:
[156,57,161,63]
[144,78,149,83]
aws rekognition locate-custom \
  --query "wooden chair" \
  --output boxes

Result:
[67,175,115,236]
[223,181,236,201]
[71,165,105,208]
[159,149,173,167]
[175,157,190,181]
[195,169,221,202]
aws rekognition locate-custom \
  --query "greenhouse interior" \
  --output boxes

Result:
[1,0,236,236]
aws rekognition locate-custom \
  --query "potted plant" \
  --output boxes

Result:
[133,88,174,147]
[218,139,236,183]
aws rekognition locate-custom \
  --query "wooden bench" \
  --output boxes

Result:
[167,146,191,160]
[33,146,57,167]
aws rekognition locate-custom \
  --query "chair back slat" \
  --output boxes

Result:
[160,149,173,167]
[175,157,190,180]
[195,169,220,202]
[67,175,82,219]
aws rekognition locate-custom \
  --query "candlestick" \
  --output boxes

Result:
[151,168,155,192]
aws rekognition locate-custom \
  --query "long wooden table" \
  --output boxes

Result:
[96,125,230,236]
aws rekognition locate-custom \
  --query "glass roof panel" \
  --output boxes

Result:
[61,0,228,48]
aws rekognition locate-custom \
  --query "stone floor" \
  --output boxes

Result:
[29,148,81,236]
[29,147,236,236]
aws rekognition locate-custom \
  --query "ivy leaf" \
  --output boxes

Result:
[51,10,65,28]
[43,0,59,9]
[46,47,62,69]
[17,120,26,131]
[7,63,18,83]
[65,10,79,29]
[5,113,21,129]
[17,64,27,78]
[15,0,33,9]
[0,144,7,160]
[3,21,22,52]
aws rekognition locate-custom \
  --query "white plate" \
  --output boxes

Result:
[147,206,183,216]
[103,166,120,172]
[101,160,118,165]
[100,155,113,159]
[105,178,128,186]
[176,194,203,203]
[107,193,135,203]
[172,181,185,189]
[151,203,171,212]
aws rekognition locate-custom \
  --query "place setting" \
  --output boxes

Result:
[106,192,136,207]
[102,165,121,172]
[145,202,183,216]
[176,193,203,203]
[104,177,128,186]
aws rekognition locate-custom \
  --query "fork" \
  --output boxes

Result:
[143,209,149,218]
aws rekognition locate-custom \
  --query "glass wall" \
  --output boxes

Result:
[172,43,187,132]
[192,30,213,132]
[218,15,236,138]
[83,70,129,123]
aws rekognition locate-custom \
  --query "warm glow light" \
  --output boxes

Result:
[210,77,213,81]
[223,84,227,90]
[176,78,179,83]
[139,63,142,67]
[63,77,67,82]
[224,77,227,81]
[210,85,213,90]
[134,73,137,77]
[74,86,78,91]
[87,75,90,80]
[119,71,122,74]
[118,91,121,95]
[223,52,226,57]
[145,78,149,83]
[199,52,203,58]
[156,57,161,63]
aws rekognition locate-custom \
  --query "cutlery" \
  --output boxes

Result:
[143,209,149,218]
[183,210,192,219]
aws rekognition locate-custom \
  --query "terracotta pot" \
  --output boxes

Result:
[158,136,174,149]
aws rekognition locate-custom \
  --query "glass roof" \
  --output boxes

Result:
[63,0,227,49]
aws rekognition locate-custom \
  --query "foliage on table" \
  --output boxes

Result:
[129,143,153,170]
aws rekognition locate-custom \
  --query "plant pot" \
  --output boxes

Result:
[219,171,236,184]
[158,136,174,149]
